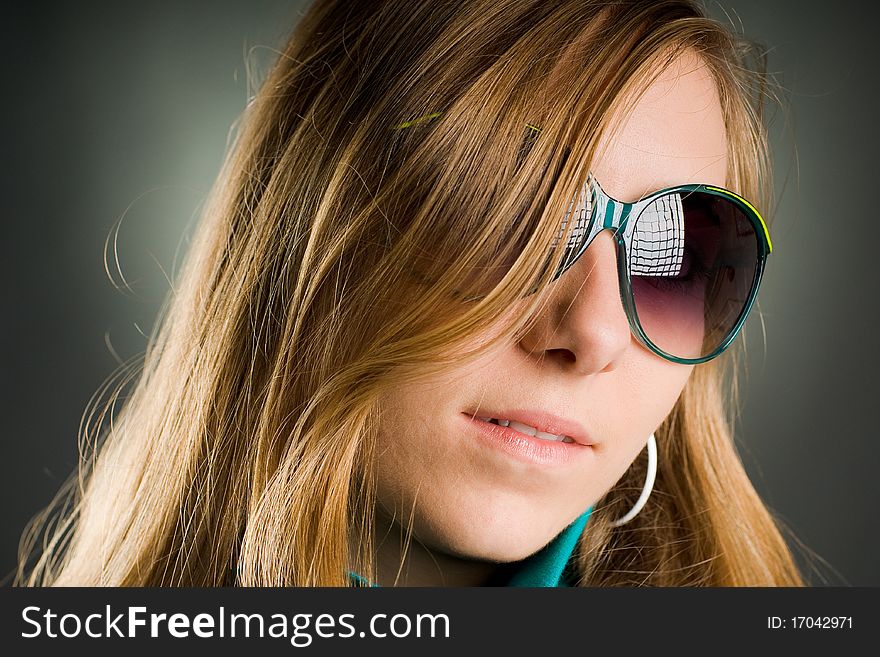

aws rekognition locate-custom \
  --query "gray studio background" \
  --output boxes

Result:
[3,1,878,585]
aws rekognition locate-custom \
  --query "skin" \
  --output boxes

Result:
[371,50,728,586]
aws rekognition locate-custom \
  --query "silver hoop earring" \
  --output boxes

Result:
[609,433,657,527]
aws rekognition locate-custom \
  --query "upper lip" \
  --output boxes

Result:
[463,408,595,446]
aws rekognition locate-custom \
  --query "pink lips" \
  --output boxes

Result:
[464,409,594,446]
[461,410,594,467]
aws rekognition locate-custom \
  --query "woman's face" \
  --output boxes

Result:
[375,52,728,566]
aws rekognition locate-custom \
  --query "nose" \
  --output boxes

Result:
[517,231,632,374]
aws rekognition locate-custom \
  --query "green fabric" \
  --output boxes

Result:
[349,506,592,587]
[502,506,592,587]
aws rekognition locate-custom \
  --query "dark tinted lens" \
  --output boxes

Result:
[629,190,761,360]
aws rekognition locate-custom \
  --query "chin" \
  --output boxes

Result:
[409,491,567,563]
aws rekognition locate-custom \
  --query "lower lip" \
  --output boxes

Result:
[461,413,591,467]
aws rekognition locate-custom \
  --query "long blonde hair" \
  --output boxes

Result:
[17,0,802,586]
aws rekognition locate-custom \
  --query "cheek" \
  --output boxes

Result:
[374,386,471,519]
[604,355,692,465]
[374,393,431,496]
[648,359,694,411]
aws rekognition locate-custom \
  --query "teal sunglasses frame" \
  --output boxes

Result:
[391,112,773,365]
[556,174,772,364]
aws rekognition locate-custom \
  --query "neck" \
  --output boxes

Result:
[355,511,499,587]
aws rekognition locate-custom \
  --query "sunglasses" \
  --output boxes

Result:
[391,113,772,364]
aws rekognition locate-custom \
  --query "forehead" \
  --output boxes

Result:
[590,50,728,202]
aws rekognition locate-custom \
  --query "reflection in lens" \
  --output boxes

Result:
[629,190,760,360]
[551,180,595,278]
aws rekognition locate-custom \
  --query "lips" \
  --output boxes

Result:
[462,409,594,447]
[477,417,575,443]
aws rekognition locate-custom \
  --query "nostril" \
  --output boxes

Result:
[546,348,576,365]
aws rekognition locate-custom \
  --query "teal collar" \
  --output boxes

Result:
[350,506,592,587]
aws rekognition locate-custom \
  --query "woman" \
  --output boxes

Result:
[17,0,803,586]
